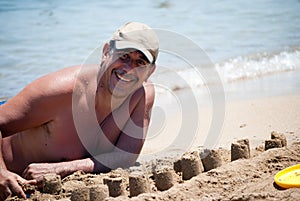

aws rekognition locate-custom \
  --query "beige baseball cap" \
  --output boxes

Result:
[110,22,159,64]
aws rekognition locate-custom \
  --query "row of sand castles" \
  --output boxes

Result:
[39,131,287,200]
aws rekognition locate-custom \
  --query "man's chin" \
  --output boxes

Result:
[110,82,141,98]
[110,88,132,99]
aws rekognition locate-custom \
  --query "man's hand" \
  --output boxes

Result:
[22,163,62,185]
[0,169,36,201]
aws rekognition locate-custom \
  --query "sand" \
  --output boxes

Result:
[6,94,300,201]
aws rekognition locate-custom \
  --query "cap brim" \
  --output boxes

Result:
[114,41,154,64]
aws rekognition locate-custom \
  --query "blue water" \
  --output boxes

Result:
[1,0,300,98]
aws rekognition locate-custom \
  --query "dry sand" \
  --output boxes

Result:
[218,94,300,148]
[6,94,300,201]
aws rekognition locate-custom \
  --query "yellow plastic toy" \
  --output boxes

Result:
[274,164,300,189]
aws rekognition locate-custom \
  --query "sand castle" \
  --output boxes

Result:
[7,131,298,201]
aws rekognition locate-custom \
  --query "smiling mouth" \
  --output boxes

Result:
[114,70,135,82]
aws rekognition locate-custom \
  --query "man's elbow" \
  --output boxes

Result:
[117,152,139,170]
[123,158,137,169]
[92,153,138,173]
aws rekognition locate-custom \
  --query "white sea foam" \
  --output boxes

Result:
[216,48,300,83]
[151,48,300,94]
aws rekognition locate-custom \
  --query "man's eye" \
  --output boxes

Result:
[119,53,129,60]
[137,59,146,66]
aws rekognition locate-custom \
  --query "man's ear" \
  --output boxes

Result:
[102,42,110,59]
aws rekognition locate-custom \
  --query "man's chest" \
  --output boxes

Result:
[47,110,122,160]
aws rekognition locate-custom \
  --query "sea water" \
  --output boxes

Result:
[0,0,300,98]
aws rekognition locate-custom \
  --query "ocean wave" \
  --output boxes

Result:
[152,47,300,93]
[216,47,300,83]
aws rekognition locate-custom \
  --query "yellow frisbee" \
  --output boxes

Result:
[274,164,300,189]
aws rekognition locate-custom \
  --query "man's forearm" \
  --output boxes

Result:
[58,151,137,176]
[55,158,95,177]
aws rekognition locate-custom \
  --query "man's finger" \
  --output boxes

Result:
[16,175,27,184]
[8,179,26,199]
[26,179,37,185]
[17,174,37,186]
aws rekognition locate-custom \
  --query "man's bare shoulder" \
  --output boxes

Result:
[2,65,81,115]
[31,66,81,95]
[0,66,82,135]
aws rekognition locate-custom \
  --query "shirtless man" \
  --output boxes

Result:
[0,22,159,200]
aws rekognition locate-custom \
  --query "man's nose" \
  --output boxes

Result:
[122,62,133,72]
[123,57,138,69]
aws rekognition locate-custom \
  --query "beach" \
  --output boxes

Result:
[1,0,300,200]
[5,82,300,201]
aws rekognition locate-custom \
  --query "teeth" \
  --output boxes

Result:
[115,72,132,82]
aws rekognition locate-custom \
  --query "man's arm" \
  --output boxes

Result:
[0,67,75,200]
[0,131,36,200]
[93,82,155,171]
[0,74,55,200]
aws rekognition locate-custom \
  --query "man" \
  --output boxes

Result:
[0,22,159,200]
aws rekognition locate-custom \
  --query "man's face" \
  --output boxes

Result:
[101,45,155,98]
